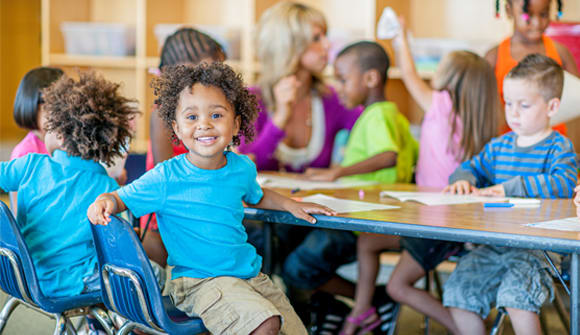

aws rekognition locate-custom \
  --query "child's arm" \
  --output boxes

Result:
[392,18,433,112]
[304,151,397,182]
[444,143,494,194]
[500,152,577,199]
[87,191,127,225]
[555,42,580,77]
[249,188,336,224]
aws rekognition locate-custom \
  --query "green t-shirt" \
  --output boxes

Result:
[341,101,418,184]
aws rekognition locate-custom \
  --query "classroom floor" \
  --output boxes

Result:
[0,260,570,334]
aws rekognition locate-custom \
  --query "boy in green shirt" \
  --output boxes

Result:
[305,41,417,183]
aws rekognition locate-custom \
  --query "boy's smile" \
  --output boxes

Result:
[172,83,240,170]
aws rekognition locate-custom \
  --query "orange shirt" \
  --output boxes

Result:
[495,35,566,135]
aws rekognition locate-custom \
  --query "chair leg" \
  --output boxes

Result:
[262,222,274,275]
[539,308,549,335]
[0,296,20,334]
[89,307,116,335]
[433,270,444,300]
[65,318,77,335]
[118,321,138,335]
[424,272,431,335]
[489,308,506,335]
[53,314,67,335]
[553,288,571,334]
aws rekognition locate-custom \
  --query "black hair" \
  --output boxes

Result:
[13,67,64,130]
[152,62,258,146]
[496,0,563,19]
[159,28,226,69]
[337,41,390,85]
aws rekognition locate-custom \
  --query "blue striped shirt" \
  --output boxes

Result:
[449,132,577,198]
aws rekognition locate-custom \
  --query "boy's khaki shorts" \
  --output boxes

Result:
[169,272,307,335]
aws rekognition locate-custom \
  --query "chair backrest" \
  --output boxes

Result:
[90,215,167,331]
[0,201,33,304]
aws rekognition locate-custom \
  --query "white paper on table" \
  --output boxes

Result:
[258,174,377,190]
[526,217,580,232]
[300,194,399,213]
[379,191,510,206]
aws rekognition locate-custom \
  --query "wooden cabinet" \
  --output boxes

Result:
[41,0,580,152]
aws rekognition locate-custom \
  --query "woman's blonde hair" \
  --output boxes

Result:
[255,1,328,111]
[432,50,500,162]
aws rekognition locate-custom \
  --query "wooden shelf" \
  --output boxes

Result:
[48,53,137,68]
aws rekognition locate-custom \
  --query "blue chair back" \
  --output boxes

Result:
[0,201,102,313]
[0,201,33,304]
[90,215,205,333]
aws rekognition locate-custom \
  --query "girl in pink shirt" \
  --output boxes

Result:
[9,67,63,211]
[341,20,500,335]
[10,67,64,160]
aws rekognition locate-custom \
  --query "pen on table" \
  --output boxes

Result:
[484,202,514,208]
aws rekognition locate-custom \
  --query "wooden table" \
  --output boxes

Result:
[244,183,580,334]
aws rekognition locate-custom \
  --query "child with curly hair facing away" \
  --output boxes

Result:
[0,71,139,298]
[88,62,335,335]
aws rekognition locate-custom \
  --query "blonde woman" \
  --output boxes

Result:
[238,1,361,171]
[238,2,363,332]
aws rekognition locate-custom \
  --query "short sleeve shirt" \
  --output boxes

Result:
[0,150,118,297]
[341,101,417,183]
[117,151,264,280]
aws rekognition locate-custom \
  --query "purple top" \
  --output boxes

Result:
[239,86,362,171]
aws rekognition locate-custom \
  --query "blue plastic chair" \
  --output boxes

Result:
[0,201,114,335]
[89,214,206,335]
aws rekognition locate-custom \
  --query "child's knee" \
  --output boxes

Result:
[386,279,404,302]
[252,315,281,335]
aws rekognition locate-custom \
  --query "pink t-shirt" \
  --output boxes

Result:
[10,132,48,160]
[415,90,463,189]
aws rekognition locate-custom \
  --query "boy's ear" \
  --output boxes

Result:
[546,97,561,118]
[363,69,381,89]
[234,115,241,135]
[171,120,181,140]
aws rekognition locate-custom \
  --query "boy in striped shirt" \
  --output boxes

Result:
[442,54,577,335]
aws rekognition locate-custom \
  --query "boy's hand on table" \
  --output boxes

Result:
[283,199,336,224]
[473,184,506,197]
[87,196,117,225]
[303,167,342,181]
[443,180,474,195]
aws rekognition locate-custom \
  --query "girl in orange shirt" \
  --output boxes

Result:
[485,0,579,134]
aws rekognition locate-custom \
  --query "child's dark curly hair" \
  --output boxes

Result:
[151,62,257,146]
[42,71,140,167]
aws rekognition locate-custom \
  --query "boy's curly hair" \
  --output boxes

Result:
[151,62,258,146]
[42,71,140,167]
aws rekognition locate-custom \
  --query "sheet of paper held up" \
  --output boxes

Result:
[526,217,580,232]
[300,194,399,213]
[381,191,542,206]
[258,174,377,190]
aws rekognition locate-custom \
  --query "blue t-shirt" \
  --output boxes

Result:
[0,150,119,297]
[117,151,264,280]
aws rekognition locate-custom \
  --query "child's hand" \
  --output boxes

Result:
[283,199,336,224]
[443,181,473,195]
[473,184,506,197]
[272,75,300,127]
[304,167,342,182]
[87,196,117,225]
[574,185,580,218]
